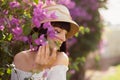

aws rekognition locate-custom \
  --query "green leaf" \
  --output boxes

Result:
[79,26,85,34]
[32,32,38,39]
[0,31,6,40]
[73,63,79,71]
[75,32,79,37]
[95,54,100,62]
[34,0,39,4]
[23,25,32,36]
[0,31,3,40]
[23,11,32,19]
[0,71,4,76]
[7,68,11,74]
[7,33,13,41]
[85,27,90,33]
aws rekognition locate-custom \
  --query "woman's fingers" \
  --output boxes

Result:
[37,46,41,56]
[41,45,45,57]
[35,46,45,65]
[45,43,50,59]
[35,44,57,67]
[35,46,41,64]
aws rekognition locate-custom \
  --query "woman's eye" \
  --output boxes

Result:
[55,30,60,34]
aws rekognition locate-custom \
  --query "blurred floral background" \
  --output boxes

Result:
[1,0,120,80]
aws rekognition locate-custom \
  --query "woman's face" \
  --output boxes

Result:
[47,26,67,50]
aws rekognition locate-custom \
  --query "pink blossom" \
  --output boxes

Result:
[80,0,99,11]
[32,2,57,28]
[0,25,4,31]
[67,38,77,48]
[47,30,56,38]
[21,36,28,42]
[43,22,51,29]
[45,0,55,6]
[44,22,56,38]
[30,45,38,51]
[12,27,23,36]
[70,7,92,21]
[32,3,48,28]
[57,0,75,9]
[34,34,47,46]
[32,17,41,28]
[3,10,9,15]
[9,1,20,8]
[69,69,75,74]
[10,17,19,26]
[15,36,28,42]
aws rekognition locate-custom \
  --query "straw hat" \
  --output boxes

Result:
[41,4,79,39]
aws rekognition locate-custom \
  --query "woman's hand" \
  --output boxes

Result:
[35,43,57,68]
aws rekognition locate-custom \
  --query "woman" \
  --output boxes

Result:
[11,4,79,80]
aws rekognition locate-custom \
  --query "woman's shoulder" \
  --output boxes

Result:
[14,50,29,60]
[13,50,30,68]
[53,52,69,67]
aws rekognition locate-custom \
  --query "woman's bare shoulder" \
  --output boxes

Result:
[53,52,69,67]
[14,51,28,60]
[13,50,30,67]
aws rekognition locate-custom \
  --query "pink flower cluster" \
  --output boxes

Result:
[58,0,99,21]
[32,2,57,28]
[0,19,5,31]
[0,0,58,50]
[0,25,4,31]
[9,1,20,8]
[31,1,58,48]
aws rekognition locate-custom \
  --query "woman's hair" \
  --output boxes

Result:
[30,22,70,53]
[51,22,70,32]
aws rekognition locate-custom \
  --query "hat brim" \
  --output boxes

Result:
[40,19,79,39]
[41,4,79,39]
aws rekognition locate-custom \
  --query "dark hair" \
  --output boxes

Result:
[51,22,70,32]
[29,22,70,53]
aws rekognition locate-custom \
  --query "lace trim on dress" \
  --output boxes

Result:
[11,63,48,80]
[11,63,68,80]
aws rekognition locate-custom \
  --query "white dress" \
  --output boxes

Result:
[11,65,68,80]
